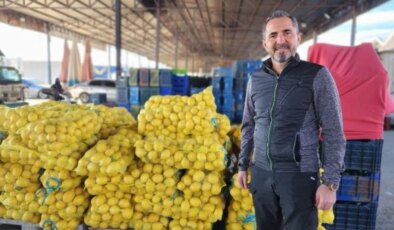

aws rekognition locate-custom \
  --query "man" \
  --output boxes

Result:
[237,10,345,230]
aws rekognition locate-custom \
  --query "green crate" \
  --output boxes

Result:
[128,68,139,86]
[150,69,160,86]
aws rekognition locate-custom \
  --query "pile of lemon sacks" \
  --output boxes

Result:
[133,87,231,229]
[226,172,255,230]
[0,102,137,230]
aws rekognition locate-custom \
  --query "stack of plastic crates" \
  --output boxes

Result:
[212,67,234,121]
[325,139,383,230]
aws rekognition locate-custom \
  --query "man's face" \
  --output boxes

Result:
[263,17,301,63]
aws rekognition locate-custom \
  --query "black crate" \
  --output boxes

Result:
[89,93,107,104]
[345,140,383,172]
[337,172,380,203]
[324,202,377,230]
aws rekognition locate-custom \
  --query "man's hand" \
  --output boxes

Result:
[237,171,248,189]
[315,184,336,210]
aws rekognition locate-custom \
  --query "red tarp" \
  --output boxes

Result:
[80,40,93,82]
[308,43,394,140]
[58,39,70,84]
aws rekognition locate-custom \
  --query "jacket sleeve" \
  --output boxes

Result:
[238,77,255,171]
[313,67,346,186]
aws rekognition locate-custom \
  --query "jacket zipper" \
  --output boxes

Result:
[292,133,300,166]
[265,67,279,170]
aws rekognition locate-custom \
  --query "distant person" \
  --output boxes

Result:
[237,10,346,230]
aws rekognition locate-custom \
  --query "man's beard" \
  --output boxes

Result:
[272,43,292,63]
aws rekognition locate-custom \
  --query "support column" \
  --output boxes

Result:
[115,0,122,78]
[313,31,318,44]
[155,7,161,69]
[174,30,179,69]
[350,2,357,46]
[46,23,52,84]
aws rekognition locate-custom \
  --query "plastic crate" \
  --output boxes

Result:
[213,91,221,107]
[150,69,160,86]
[89,93,107,104]
[324,202,377,230]
[140,87,153,105]
[116,87,129,104]
[234,90,245,102]
[235,102,244,111]
[213,67,232,77]
[222,76,233,92]
[190,77,211,88]
[172,76,190,95]
[159,69,172,86]
[130,105,142,119]
[344,140,383,172]
[337,172,380,203]
[117,102,131,112]
[234,77,245,90]
[222,92,234,110]
[128,68,139,86]
[244,60,262,72]
[221,109,234,122]
[212,77,222,92]
[138,68,150,86]
[116,76,128,88]
[234,110,243,124]
[129,86,140,105]
[191,87,205,95]
[160,86,173,95]
[150,87,160,97]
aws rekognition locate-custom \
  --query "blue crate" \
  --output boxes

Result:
[160,86,173,95]
[214,67,232,77]
[129,86,140,105]
[116,87,129,104]
[128,68,139,86]
[212,77,222,92]
[191,87,205,95]
[234,90,245,102]
[117,102,131,112]
[324,202,377,230]
[150,69,160,86]
[235,102,244,111]
[172,75,190,95]
[213,91,221,107]
[140,87,155,105]
[138,68,150,86]
[232,61,245,73]
[234,110,243,124]
[345,140,383,172]
[159,69,172,86]
[337,172,380,203]
[244,60,262,72]
[234,77,245,90]
[89,93,107,104]
[222,92,234,109]
[221,109,234,122]
[222,76,233,92]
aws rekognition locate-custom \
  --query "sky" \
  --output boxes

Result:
[1,0,394,66]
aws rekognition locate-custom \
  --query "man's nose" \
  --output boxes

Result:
[276,33,285,43]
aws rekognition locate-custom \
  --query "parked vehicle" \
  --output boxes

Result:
[69,79,116,103]
[21,78,49,99]
[0,66,23,102]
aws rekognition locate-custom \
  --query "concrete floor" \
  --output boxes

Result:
[376,130,394,230]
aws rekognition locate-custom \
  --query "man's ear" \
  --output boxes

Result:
[297,32,301,44]
[262,39,266,49]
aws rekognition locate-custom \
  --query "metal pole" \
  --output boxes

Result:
[185,51,188,70]
[175,30,179,69]
[108,45,111,79]
[313,31,318,44]
[115,0,122,77]
[350,3,357,46]
[46,23,52,84]
[155,6,161,69]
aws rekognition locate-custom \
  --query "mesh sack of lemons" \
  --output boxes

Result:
[130,162,182,196]
[226,172,255,230]
[176,170,224,198]
[0,135,40,165]
[19,108,102,150]
[229,125,241,149]
[75,126,141,177]
[40,213,80,230]
[40,169,82,193]
[0,161,42,193]
[94,105,137,139]
[169,217,213,230]
[0,101,71,134]
[35,186,90,222]
[138,87,217,138]
[0,204,41,224]
[129,211,169,230]
[84,160,141,195]
[84,190,133,229]
[135,136,228,171]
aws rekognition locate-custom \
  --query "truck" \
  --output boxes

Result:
[0,66,24,103]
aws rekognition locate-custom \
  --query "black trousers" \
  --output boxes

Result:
[249,166,319,230]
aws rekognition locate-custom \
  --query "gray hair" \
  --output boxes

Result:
[262,10,299,37]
